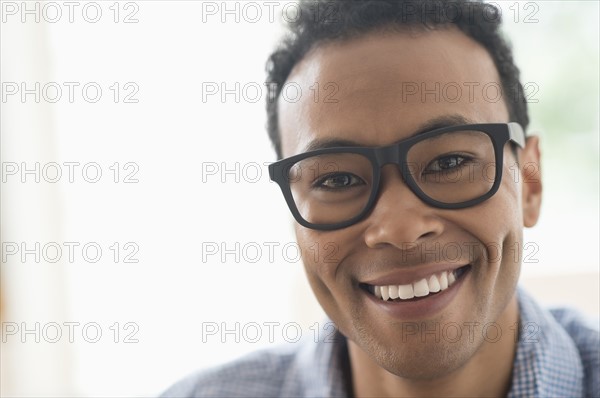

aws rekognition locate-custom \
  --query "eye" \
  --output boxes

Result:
[425,155,471,173]
[314,173,364,190]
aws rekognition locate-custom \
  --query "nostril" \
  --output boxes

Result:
[365,208,443,237]
[419,231,437,240]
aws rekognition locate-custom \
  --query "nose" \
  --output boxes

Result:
[363,165,445,249]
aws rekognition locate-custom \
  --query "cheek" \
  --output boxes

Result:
[294,225,363,299]
[465,159,523,293]
[492,156,524,234]
[459,157,523,243]
[295,226,345,282]
[294,225,357,327]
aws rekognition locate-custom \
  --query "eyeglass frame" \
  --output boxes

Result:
[269,122,526,231]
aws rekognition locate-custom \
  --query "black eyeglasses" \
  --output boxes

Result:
[269,123,525,231]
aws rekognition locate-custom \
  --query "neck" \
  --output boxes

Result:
[348,296,519,397]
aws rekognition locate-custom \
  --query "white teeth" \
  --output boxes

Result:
[413,278,430,297]
[398,284,414,299]
[381,286,390,301]
[439,271,449,290]
[371,267,465,302]
[374,285,381,298]
[428,274,441,293]
[448,271,456,285]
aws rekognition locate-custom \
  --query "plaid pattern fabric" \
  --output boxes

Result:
[508,288,599,397]
[161,287,599,397]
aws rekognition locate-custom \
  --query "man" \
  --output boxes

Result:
[163,1,599,396]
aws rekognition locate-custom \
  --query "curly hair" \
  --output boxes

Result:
[265,0,529,159]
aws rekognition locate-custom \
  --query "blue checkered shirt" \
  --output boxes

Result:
[161,288,599,397]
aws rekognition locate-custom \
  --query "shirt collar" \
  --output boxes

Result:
[294,323,349,397]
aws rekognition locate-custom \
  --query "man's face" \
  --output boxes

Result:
[278,28,541,378]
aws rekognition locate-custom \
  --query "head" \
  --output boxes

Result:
[266,0,542,380]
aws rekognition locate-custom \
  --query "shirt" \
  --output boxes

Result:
[161,287,599,397]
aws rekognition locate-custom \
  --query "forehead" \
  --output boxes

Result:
[278,27,509,157]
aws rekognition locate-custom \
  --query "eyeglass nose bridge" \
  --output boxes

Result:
[375,143,398,164]
[373,142,408,172]
[370,144,420,205]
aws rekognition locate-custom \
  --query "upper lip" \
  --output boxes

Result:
[360,263,469,286]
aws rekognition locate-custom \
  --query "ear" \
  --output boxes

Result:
[520,135,542,227]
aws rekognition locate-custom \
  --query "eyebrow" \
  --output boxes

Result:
[302,114,476,152]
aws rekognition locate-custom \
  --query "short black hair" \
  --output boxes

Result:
[265,0,529,159]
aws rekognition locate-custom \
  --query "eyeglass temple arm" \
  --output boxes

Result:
[508,122,526,148]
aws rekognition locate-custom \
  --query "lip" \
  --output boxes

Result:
[362,265,471,319]
[361,263,468,286]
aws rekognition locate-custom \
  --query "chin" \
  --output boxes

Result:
[355,324,481,380]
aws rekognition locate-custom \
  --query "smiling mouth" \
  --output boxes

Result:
[360,264,472,302]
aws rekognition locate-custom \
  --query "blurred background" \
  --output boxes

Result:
[1,1,598,396]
